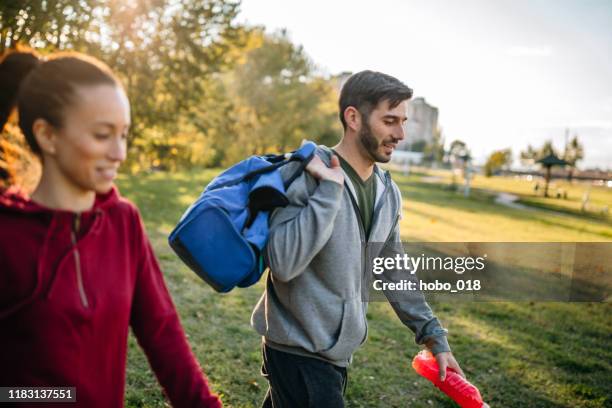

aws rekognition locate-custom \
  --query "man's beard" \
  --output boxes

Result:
[359,121,392,163]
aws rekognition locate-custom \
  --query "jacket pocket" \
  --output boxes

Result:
[251,278,292,344]
[318,298,367,362]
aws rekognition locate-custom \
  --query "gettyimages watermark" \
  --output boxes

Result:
[361,242,611,302]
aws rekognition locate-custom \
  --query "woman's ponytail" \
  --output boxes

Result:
[1,49,119,155]
[0,49,40,132]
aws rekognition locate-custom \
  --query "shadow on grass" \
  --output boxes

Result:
[394,176,612,239]
[346,302,581,407]
[117,169,219,228]
[117,170,611,407]
[457,302,612,407]
[518,195,611,223]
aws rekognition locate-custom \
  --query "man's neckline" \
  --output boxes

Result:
[332,149,376,184]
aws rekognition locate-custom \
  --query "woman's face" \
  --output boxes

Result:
[51,83,130,194]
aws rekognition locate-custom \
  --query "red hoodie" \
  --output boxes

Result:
[0,186,222,408]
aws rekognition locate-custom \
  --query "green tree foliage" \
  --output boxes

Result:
[409,140,427,152]
[539,140,558,158]
[520,144,538,166]
[1,2,341,174]
[219,29,340,165]
[93,0,246,170]
[520,138,581,170]
[520,140,561,168]
[2,0,244,172]
[0,1,103,53]
[423,126,445,165]
[449,139,468,159]
[563,135,584,181]
[484,148,512,177]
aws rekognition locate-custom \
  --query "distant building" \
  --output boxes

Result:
[390,150,424,165]
[399,97,438,151]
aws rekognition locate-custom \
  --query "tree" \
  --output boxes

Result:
[484,148,512,177]
[563,135,584,181]
[99,0,245,169]
[1,0,247,171]
[446,139,471,191]
[221,29,340,165]
[423,127,445,166]
[538,140,558,158]
[1,2,343,173]
[449,139,468,161]
[520,144,538,167]
[0,1,103,53]
[410,140,427,152]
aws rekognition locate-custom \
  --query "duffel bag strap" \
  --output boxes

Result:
[283,141,317,189]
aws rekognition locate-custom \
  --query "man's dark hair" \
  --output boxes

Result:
[339,70,413,130]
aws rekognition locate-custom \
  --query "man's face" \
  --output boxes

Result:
[358,99,408,163]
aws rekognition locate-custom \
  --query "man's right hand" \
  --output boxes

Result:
[306,155,344,185]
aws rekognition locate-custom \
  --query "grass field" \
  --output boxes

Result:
[116,168,611,408]
[410,167,611,224]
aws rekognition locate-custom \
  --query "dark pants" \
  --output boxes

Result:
[261,344,348,408]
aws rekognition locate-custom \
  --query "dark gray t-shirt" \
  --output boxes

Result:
[333,151,377,236]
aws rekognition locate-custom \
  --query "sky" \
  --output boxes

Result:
[238,0,612,169]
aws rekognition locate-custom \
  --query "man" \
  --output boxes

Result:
[251,70,464,407]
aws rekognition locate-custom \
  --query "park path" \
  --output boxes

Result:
[416,174,574,217]
[494,192,531,210]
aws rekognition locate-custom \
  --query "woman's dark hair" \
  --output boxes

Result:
[0,49,120,155]
[339,70,413,130]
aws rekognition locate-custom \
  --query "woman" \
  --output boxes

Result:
[0,49,222,407]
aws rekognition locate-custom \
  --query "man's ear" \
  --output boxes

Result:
[32,118,57,155]
[343,106,362,132]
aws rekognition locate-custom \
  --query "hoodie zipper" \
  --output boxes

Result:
[367,172,392,242]
[344,185,369,344]
[345,176,392,346]
[71,213,89,308]
[346,185,366,243]
[345,175,392,274]
[345,172,398,280]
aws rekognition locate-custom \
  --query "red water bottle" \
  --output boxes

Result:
[412,350,488,408]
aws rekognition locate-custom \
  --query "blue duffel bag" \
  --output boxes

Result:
[168,141,316,292]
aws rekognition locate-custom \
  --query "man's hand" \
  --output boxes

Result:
[434,352,490,407]
[434,351,465,381]
[306,155,344,185]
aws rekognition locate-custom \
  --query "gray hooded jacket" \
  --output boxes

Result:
[251,145,450,367]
